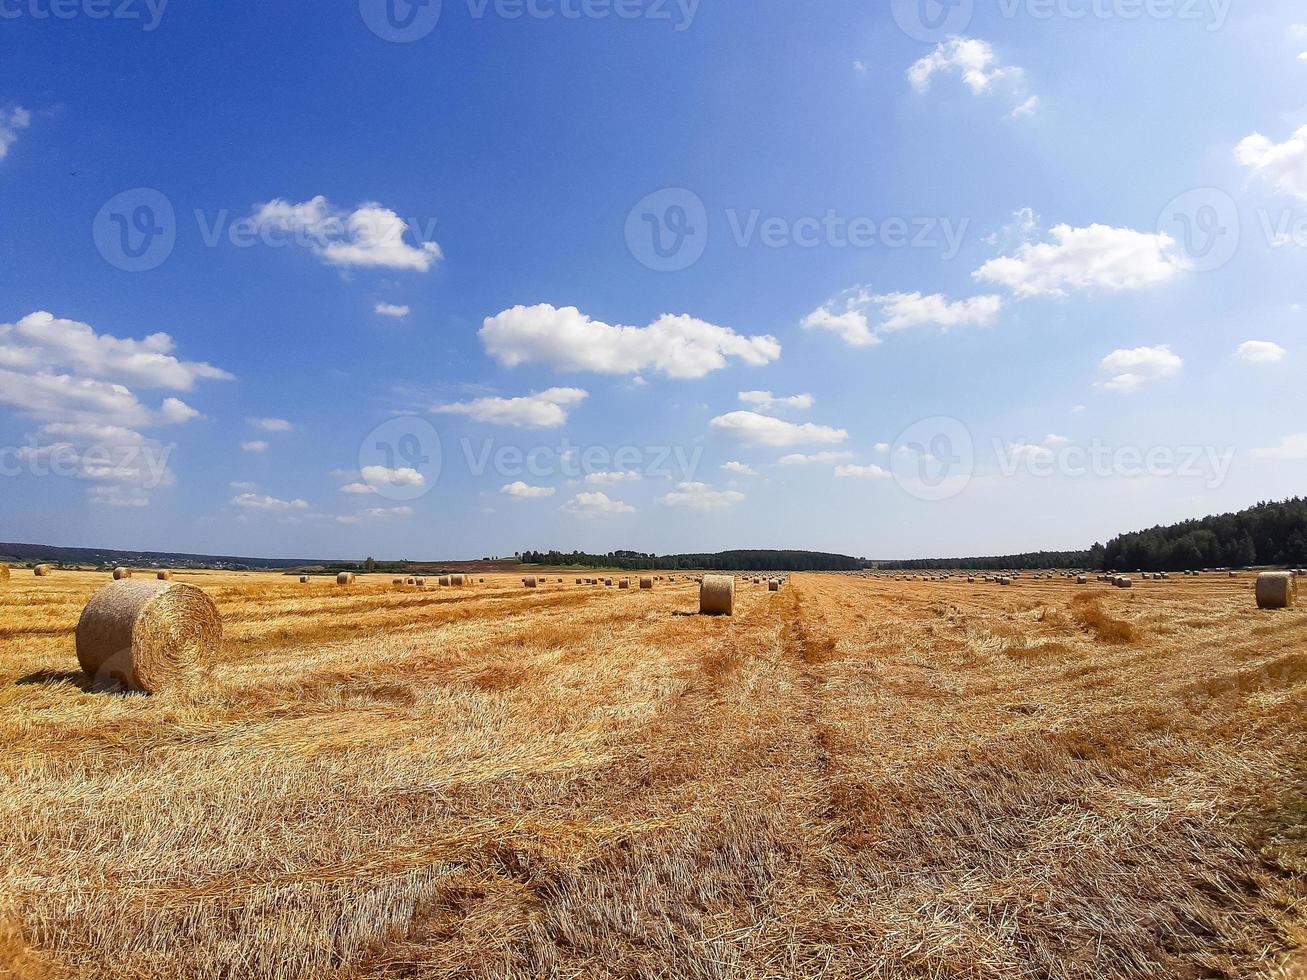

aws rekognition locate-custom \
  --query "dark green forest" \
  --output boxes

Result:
[518,549,863,571]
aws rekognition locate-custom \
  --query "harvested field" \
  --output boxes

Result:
[0,571,1304,979]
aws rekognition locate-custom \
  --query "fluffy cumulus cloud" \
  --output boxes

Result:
[1096,345,1183,393]
[0,106,31,160]
[738,390,813,412]
[230,492,309,512]
[1235,126,1307,201]
[721,461,758,477]
[584,470,641,486]
[374,302,410,318]
[974,224,1182,298]
[1251,434,1307,460]
[562,491,635,515]
[834,463,890,479]
[658,482,745,510]
[359,466,425,490]
[1235,340,1287,363]
[0,312,230,504]
[710,411,848,448]
[240,440,269,453]
[434,387,587,429]
[479,304,780,379]
[779,451,854,466]
[802,290,1002,347]
[250,196,442,271]
[907,38,1035,115]
[500,481,555,498]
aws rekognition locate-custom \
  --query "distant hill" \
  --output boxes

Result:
[0,542,316,571]
[518,549,862,571]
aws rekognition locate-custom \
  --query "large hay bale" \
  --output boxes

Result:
[700,575,735,616]
[336,572,355,585]
[75,579,222,693]
[156,571,173,581]
[33,565,52,576]
[523,576,538,588]
[437,575,451,587]
[1115,576,1133,589]
[112,567,131,580]
[450,574,466,587]
[1256,572,1295,610]
[640,576,653,590]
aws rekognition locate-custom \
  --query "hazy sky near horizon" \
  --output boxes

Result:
[1,0,1305,560]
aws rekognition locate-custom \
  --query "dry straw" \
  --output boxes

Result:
[414,578,426,586]
[619,579,630,590]
[112,567,131,580]
[336,572,355,585]
[640,576,653,589]
[299,575,309,584]
[769,579,780,592]
[0,563,9,581]
[700,574,735,616]
[75,579,222,693]
[33,564,52,576]
[523,576,538,588]
[156,571,173,581]
[450,574,466,586]
[437,576,451,587]
[1255,572,1295,610]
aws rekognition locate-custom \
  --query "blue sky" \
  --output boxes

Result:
[1,0,1304,560]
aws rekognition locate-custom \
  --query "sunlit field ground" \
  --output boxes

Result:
[1,570,1304,979]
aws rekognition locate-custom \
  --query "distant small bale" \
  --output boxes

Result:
[393,578,405,585]
[1115,576,1133,589]
[451,574,466,586]
[33,565,52,576]
[112,567,132,580]
[700,575,735,616]
[640,576,653,590]
[0,563,8,581]
[619,578,630,590]
[299,575,309,584]
[768,579,780,592]
[437,575,451,587]
[1229,570,1238,577]
[156,571,173,581]
[575,578,584,585]
[1077,575,1088,584]
[523,576,538,588]
[414,578,426,586]
[336,572,355,585]
[75,579,222,693]
[1256,572,1295,610]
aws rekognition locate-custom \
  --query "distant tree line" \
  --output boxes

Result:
[874,547,1102,572]
[518,549,862,571]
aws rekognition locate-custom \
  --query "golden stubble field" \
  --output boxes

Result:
[0,570,1304,979]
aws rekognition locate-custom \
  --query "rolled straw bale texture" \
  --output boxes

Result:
[393,578,405,585]
[640,576,653,589]
[438,576,451,587]
[1256,572,1295,610]
[619,579,630,590]
[0,563,9,581]
[769,579,780,591]
[700,575,735,616]
[1077,575,1088,584]
[33,565,52,576]
[75,579,221,693]
[414,578,426,586]
[112,567,131,580]
[1115,577,1133,589]
[156,571,173,581]
[523,576,538,588]
[336,572,355,585]
[299,575,309,584]
[451,574,466,586]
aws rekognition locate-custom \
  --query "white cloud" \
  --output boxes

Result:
[363,506,412,519]
[834,463,891,479]
[907,38,1035,114]
[250,196,442,271]
[1235,126,1307,201]
[584,470,641,486]
[434,387,588,429]
[738,390,814,412]
[230,492,309,512]
[247,417,292,432]
[801,290,1002,347]
[359,465,426,489]
[479,304,780,379]
[339,482,376,495]
[1004,441,1054,461]
[500,481,556,498]
[658,482,746,510]
[1096,345,1183,393]
[1235,340,1286,363]
[240,440,269,453]
[374,302,410,318]
[779,451,854,466]
[975,224,1181,298]
[0,106,31,160]
[562,491,635,515]
[1043,433,1070,446]
[721,461,758,476]
[873,442,890,454]
[709,411,848,448]
[1251,434,1307,460]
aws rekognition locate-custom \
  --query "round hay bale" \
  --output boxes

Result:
[523,576,538,588]
[619,578,630,590]
[156,571,173,581]
[0,563,8,581]
[640,576,653,590]
[112,567,131,580]
[768,579,780,591]
[1077,575,1088,584]
[700,575,735,616]
[33,565,52,576]
[336,572,355,585]
[437,575,451,587]
[479,577,486,583]
[75,579,222,693]
[299,575,309,584]
[1256,572,1295,610]
[450,574,466,586]
[415,577,426,586]
[393,578,405,585]
[1114,576,1133,588]
[605,578,614,587]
